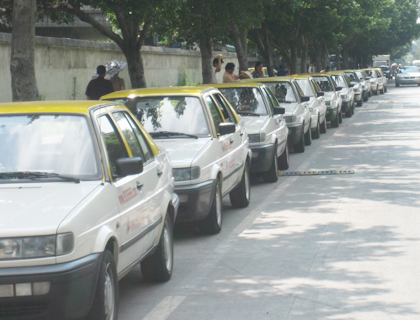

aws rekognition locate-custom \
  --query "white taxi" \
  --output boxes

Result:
[0,101,179,320]
[291,74,328,139]
[212,83,289,183]
[329,71,355,118]
[102,87,252,235]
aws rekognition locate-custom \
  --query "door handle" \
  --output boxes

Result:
[229,139,234,144]
[136,182,143,191]
[157,170,163,177]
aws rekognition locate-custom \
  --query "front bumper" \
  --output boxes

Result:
[286,122,304,145]
[250,143,275,174]
[326,105,338,121]
[0,253,102,320]
[396,78,420,85]
[175,180,217,223]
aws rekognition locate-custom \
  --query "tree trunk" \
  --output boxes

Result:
[123,46,147,88]
[290,41,298,75]
[313,40,323,73]
[335,49,341,70]
[10,0,38,101]
[300,35,308,74]
[343,49,349,69]
[230,22,248,72]
[199,37,213,84]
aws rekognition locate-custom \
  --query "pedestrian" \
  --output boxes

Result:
[320,66,330,73]
[277,65,289,76]
[223,62,241,83]
[86,65,114,100]
[212,54,225,84]
[110,72,125,91]
[252,61,264,78]
[308,63,315,73]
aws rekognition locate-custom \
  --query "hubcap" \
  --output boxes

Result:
[163,225,173,272]
[104,264,115,320]
[215,185,222,226]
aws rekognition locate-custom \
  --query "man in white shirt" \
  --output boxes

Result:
[308,63,315,73]
[212,54,225,83]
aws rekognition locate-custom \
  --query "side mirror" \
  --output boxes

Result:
[335,86,343,90]
[273,106,285,115]
[116,157,143,177]
[316,91,325,97]
[219,122,236,135]
[301,96,310,102]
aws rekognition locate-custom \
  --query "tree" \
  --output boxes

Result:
[10,0,39,101]
[44,0,176,88]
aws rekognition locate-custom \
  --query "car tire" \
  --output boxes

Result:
[357,99,362,106]
[312,118,320,139]
[142,214,174,281]
[331,111,339,128]
[338,108,343,123]
[345,106,352,117]
[363,94,368,102]
[197,180,222,234]
[375,86,379,95]
[320,117,327,134]
[263,146,278,183]
[293,126,305,153]
[380,87,384,94]
[87,250,118,320]
[384,85,387,92]
[304,121,312,146]
[278,142,289,170]
[230,161,251,208]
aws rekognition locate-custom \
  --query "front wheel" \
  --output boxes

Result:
[278,143,289,170]
[331,111,339,128]
[87,250,118,320]
[293,126,305,153]
[357,99,362,106]
[263,146,278,183]
[320,117,327,134]
[312,118,320,139]
[142,215,174,281]
[345,106,352,117]
[304,121,312,145]
[230,161,251,208]
[198,180,222,234]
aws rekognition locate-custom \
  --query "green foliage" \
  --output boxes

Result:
[177,68,202,86]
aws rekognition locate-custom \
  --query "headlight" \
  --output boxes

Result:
[325,100,331,106]
[248,133,266,143]
[0,233,73,260]
[285,115,297,123]
[173,167,200,181]
[341,95,348,100]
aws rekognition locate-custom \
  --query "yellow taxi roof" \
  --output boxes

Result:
[0,100,110,115]
[209,82,261,89]
[240,76,294,83]
[101,86,214,100]
[292,73,328,77]
[327,71,346,76]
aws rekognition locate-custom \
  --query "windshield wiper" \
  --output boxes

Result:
[0,172,80,183]
[236,111,260,116]
[149,131,198,139]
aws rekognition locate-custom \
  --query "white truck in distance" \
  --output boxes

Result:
[372,55,390,67]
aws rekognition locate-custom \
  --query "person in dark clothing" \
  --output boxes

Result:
[85,65,114,100]
[252,61,264,78]
[277,65,289,76]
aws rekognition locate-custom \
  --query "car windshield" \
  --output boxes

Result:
[355,71,365,80]
[332,75,347,88]
[365,70,377,78]
[265,82,298,103]
[400,66,419,73]
[0,115,100,179]
[295,79,314,97]
[125,96,210,137]
[218,87,268,115]
[313,76,335,91]
[344,73,358,82]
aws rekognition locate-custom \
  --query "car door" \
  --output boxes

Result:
[97,109,161,273]
[204,94,240,194]
[311,79,326,120]
[292,81,311,131]
[260,86,287,157]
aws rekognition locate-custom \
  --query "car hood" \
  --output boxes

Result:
[0,181,101,237]
[323,92,336,100]
[242,115,270,134]
[155,138,211,168]
[283,102,300,115]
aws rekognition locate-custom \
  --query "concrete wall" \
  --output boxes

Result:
[0,33,238,103]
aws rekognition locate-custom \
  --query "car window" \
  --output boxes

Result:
[332,75,347,88]
[400,66,419,73]
[112,112,145,160]
[218,87,268,116]
[213,93,237,124]
[265,82,297,103]
[124,114,154,162]
[313,76,334,92]
[311,80,322,93]
[365,70,377,78]
[205,95,224,134]
[128,96,210,137]
[355,71,364,80]
[262,86,278,113]
[293,82,306,99]
[345,73,357,82]
[98,115,128,178]
[295,79,314,97]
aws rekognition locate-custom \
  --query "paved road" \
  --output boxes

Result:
[118,80,420,320]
